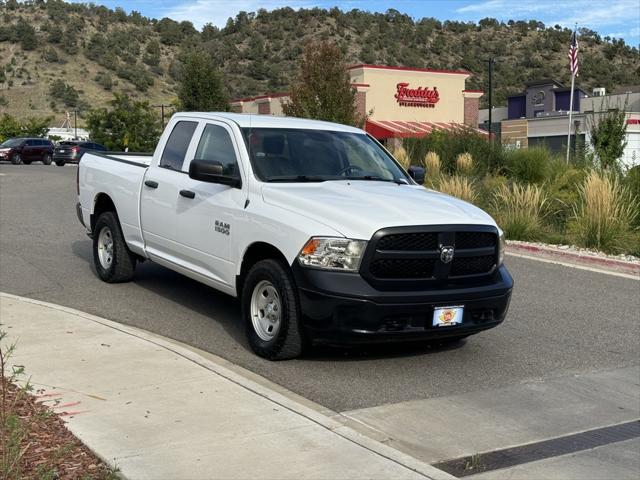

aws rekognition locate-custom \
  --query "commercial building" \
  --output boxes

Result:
[231,64,487,147]
[496,80,639,168]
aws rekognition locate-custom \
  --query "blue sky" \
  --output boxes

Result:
[87,0,639,44]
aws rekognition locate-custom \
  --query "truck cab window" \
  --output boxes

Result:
[194,124,239,177]
[160,121,197,171]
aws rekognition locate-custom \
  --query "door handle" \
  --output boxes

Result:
[179,189,195,199]
[144,180,158,188]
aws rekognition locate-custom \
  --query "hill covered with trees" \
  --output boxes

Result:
[0,0,638,122]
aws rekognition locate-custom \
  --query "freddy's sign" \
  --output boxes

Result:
[395,83,439,108]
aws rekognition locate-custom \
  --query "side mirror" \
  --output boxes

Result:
[189,159,242,188]
[408,165,425,185]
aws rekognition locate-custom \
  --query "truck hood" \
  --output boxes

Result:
[261,180,497,240]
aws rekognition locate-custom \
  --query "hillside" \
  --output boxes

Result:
[0,0,638,124]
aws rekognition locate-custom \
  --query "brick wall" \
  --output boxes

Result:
[464,97,480,127]
[355,91,367,120]
[258,102,271,115]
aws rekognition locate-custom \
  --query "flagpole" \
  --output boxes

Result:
[566,72,575,164]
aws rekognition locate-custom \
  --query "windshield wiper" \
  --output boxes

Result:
[344,175,408,185]
[266,175,329,182]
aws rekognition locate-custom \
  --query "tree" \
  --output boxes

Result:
[0,113,51,142]
[177,51,229,111]
[588,102,628,172]
[282,41,360,126]
[16,18,37,50]
[86,93,160,152]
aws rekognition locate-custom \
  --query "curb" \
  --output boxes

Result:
[0,292,456,480]
[506,242,640,277]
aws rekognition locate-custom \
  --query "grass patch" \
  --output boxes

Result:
[491,182,550,241]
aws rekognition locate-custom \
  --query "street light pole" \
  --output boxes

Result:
[486,58,494,142]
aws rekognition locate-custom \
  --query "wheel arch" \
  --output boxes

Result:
[236,242,290,297]
[91,193,117,233]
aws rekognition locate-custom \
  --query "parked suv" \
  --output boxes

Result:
[53,141,106,166]
[0,138,55,165]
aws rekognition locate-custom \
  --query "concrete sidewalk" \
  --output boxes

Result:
[0,292,453,480]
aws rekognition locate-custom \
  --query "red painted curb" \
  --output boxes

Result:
[506,243,640,276]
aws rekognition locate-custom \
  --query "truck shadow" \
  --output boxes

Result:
[71,239,460,361]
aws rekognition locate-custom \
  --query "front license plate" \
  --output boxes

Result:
[433,306,464,327]
[59,150,66,153]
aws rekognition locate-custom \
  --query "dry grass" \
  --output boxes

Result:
[491,182,549,240]
[571,170,639,252]
[456,152,474,175]
[436,175,478,204]
[392,145,411,169]
[423,151,441,178]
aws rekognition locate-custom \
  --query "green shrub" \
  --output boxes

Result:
[624,165,640,226]
[504,147,553,184]
[545,167,588,232]
[405,129,503,175]
[571,170,639,253]
[491,182,549,241]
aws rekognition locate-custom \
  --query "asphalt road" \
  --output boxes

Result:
[1,165,639,413]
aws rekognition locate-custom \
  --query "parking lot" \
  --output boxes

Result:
[1,164,639,478]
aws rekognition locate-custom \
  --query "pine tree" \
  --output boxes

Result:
[282,41,360,126]
[177,51,229,112]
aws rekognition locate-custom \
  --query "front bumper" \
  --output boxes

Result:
[292,264,513,344]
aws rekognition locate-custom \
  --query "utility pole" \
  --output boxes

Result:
[73,109,78,139]
[154,104,169,128]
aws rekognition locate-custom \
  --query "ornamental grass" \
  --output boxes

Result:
[436,175,478,204]
[456,152,474,176]
[423,151,441,178]
[491,182,549,241]
[571,170,639,252]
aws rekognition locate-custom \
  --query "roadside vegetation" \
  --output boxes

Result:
[401,120,640,256]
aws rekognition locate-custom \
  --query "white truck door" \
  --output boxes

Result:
[174,121,247,287]
[140,120,199,262]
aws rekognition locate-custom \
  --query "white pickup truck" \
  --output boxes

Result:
[77,113,513,360]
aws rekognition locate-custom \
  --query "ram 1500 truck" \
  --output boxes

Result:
[77,113,513,360]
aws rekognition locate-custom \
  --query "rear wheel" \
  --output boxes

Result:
[242,259,304,360]
[10,154,22,165]
[92,212,136,283]
[42,153,52,165]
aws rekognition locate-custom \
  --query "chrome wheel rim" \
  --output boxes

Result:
[97,226,114,269]
[250,280,281,341]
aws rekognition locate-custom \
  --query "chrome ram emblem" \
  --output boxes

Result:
[439,245,455,264]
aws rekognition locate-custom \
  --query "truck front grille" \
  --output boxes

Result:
[361,226,499,288]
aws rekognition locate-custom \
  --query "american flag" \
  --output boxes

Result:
[568,29,579,76]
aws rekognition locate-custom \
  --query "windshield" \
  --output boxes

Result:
[241,128,410,184]
[0,138,25,148]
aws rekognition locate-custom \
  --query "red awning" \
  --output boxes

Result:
[365,120,489,139]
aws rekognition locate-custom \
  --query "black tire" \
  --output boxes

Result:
[10,154,22,165]
[42,153,52,165]
[242,259,304,360]
[55,160,66,167]
[92,211,136,283]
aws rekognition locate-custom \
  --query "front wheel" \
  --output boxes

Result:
[92,212,136,283]
[42,154,52,165]
[11,154,22,165]
[242,259,304,360]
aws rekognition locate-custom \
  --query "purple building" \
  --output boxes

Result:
[507,79,587,120]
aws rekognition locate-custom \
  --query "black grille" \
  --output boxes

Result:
[370,258,436,279]
[450,255,496,276]
[377,232,438,251]
[455,232,496,249]
[363,227,498,285]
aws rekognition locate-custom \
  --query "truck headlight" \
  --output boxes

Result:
[298,237,367,272]
[498,230,506,266]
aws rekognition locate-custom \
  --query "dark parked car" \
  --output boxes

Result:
[53,141,107,166]
[0,138,55,165]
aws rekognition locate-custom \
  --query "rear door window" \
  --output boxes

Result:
[194,124,240,177]
[160,121,197,172]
